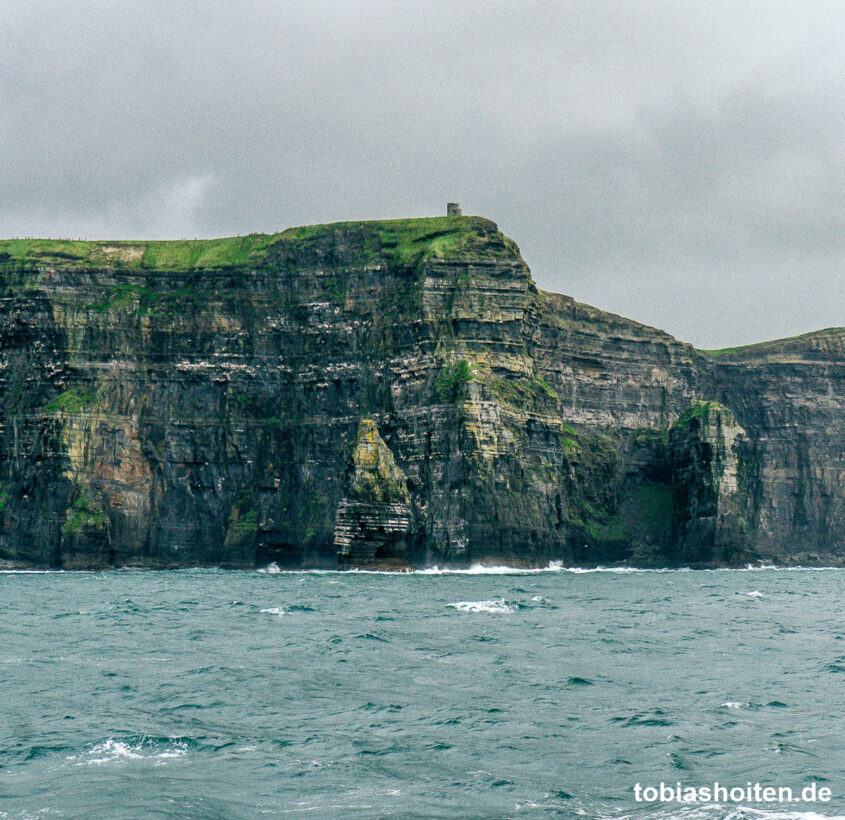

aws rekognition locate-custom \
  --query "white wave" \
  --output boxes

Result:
[252,562,845,576]
[418,561,562,575]
[719,701,746,709]
[733,565,845,572]
[744,590,765,598]
[274,561,662,575]
[254,562,564,576]
[447,599,517,614]
[563,565,689,574]
[710,810,845,820]
[5,564,845,577]
[259,606,288,617]
[604,804,845,820]
[70,738,187,766]
[85,740,144,765]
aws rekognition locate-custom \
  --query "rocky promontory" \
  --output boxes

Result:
[0,216,841,568]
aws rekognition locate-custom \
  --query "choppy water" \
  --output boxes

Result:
[3,565,845,819]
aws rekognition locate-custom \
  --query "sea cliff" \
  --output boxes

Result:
[0,217,842,568]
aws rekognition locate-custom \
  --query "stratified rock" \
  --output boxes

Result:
[669,401,753,565]
[348,419,411,506]
[0,217,841,568]
[334,419,413,567]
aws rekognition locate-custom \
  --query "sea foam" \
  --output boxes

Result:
[70,738,187,766]
[609,804,845,819]
[447,599,518,614]
[251,562,845,576]
[259,606,288,617]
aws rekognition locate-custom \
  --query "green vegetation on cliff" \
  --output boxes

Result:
[350,419,410,505]
[0,216,508,273]
[434,360,473,401]
[46,385,97,414]
[701,327,844,359]
[0,234,276,272]
[280,215,514,266]
[62,487,108,535]
[674,400,730,426]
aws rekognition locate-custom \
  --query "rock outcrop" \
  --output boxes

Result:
[669,401,752,565]
[0,217,841,568]
[334,419,413,567]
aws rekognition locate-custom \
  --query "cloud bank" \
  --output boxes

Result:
[1,0,843,347]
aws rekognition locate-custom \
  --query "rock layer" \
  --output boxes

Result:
[0,217,841,568]
[334,419,413,566]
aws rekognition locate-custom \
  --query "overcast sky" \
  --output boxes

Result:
[2,0,843,348]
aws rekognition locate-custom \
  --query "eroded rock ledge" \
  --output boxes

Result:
[0,217,842,569]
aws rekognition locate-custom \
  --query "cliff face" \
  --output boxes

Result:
[0,217,841,569]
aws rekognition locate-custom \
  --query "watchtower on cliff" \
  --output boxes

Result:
[446,202,462,217]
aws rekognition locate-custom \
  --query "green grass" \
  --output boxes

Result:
[62,487,108,534]
[483,372,559,411]
[0,216,507,273]
[0,239,93,264]
[140,234,276,269]
[88,284,164,313]
[280,215,500,266]
[234,509,258,534]
[633,428,670,447]
[45,385,97,413]
[434,359,473,401]
[701,327,844,357]
[437,361,561,414]
[226,489,259,544]
[374,219,465,263]
[325,276,347,304]
[0,233,276,272]
[530,374,557,399]
[674,400,728,426]
[87,280,222,317]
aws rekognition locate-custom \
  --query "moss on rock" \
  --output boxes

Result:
[62,486,108,535]
[350,419,410,505]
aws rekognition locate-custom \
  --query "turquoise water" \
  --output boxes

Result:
[2,566,845,819]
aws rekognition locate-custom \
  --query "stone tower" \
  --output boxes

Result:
[446,202,462,217]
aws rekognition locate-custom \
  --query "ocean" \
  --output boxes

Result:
[2,565,845,819]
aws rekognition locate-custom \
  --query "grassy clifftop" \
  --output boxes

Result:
[700,327,845,361]
[0,215,512,273]
[0,233,277,271]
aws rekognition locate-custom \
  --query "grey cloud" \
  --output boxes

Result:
[1,0,843,346]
